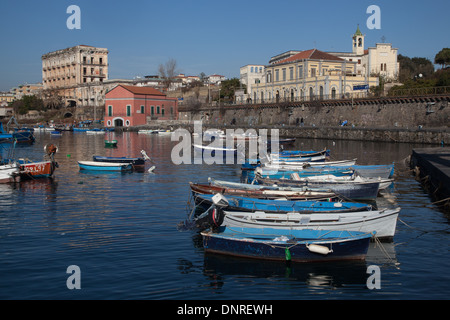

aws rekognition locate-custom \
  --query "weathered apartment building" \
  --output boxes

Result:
[42,45,109,108]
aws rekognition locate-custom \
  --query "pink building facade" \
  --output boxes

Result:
[104,85,178,127]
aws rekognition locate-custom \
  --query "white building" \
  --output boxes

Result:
[239,64,265,102]
[328,26,399,82]
[207,74,226,85]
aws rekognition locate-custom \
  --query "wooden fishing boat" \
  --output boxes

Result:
[193,144,238,158]
[246,166,355,182]
[256,172,392,191]
[92,150,151,169]
[0,163,20,183]
[50,130,62,136]
[2,117,35,143]
[78,161,132,171]
[86,129,105,134]
[241,157,352,171]
[197,206,399,240]
[93,155,144,167]
[195,207,400,240]
[193,193,372,214]
[209,177,379,201]
[271,153,328,163]
[12,130,35,143]
[279,148,330,158]
[201,226,374,262]
[263,159,357,169]
[190,182,338,201]
[18,160,57,179]
[104,140,118,148]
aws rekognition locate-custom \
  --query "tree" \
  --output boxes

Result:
[219,78,243,103]
[158,58,179,89]
[198,72,207,83]
[10,95,44,115]
[397,54,434,82]
[434,48,450,68]
[41,88,64,109]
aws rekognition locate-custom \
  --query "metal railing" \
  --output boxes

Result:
[387,86,450,97]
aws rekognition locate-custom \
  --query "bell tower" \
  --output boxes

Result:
[352,25,365,55]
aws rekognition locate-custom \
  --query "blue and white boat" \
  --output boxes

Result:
[93,155,145,167]
[246,166,355,181]
[195,203,399,240]
[194,194,372,214]
[201,226,374,262]
[78,161,132,171]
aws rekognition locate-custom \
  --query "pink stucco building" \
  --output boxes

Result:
[104,85,178,127]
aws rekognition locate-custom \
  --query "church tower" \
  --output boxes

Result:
[352,25,365,55]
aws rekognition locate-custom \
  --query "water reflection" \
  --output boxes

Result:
[187,231,399,291]
[202,253,369,290]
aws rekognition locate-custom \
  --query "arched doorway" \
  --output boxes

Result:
[114,118,124,127]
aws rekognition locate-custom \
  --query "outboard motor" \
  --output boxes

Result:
[194,206,225,231]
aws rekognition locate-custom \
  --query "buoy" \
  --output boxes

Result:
[306,244,332,255]
[285,247,291,261]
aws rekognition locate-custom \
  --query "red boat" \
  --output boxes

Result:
[18,144,58,180]
[19,160,57,180]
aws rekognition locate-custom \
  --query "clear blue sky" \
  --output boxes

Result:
[0,0,449,91]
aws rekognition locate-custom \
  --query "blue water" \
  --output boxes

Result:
[0,131,449,300]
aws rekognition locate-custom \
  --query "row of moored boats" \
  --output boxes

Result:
[187,147,401,263]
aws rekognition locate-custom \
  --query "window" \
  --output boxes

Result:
[275,70,279,82]
[250,67,254,73]
[126,105,131,116]
[331,88,336,99]
[282,68,286,81]
[298,65,303,79]
[267,72,272,83]
[358,38,363,47]
[289,67,294,80]
[311,68,316,77]
[157,106,160,114]
[108,105,112,117]
[151,106,154,115]
[140,105,144,114]
[161,105,165,116]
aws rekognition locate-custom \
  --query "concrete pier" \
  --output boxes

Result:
[410,147,450,213]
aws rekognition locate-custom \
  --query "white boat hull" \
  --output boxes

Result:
[222,207,400,240]
[0,163,20,183]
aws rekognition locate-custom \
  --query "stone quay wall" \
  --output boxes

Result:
[177,95,450,145]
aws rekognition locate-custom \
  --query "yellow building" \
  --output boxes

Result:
[251,48,378,104]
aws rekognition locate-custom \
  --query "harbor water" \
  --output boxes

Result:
[0,130,449,300]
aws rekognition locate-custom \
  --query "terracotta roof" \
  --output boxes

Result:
[119,85,166,96]
[276,49,344,64]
